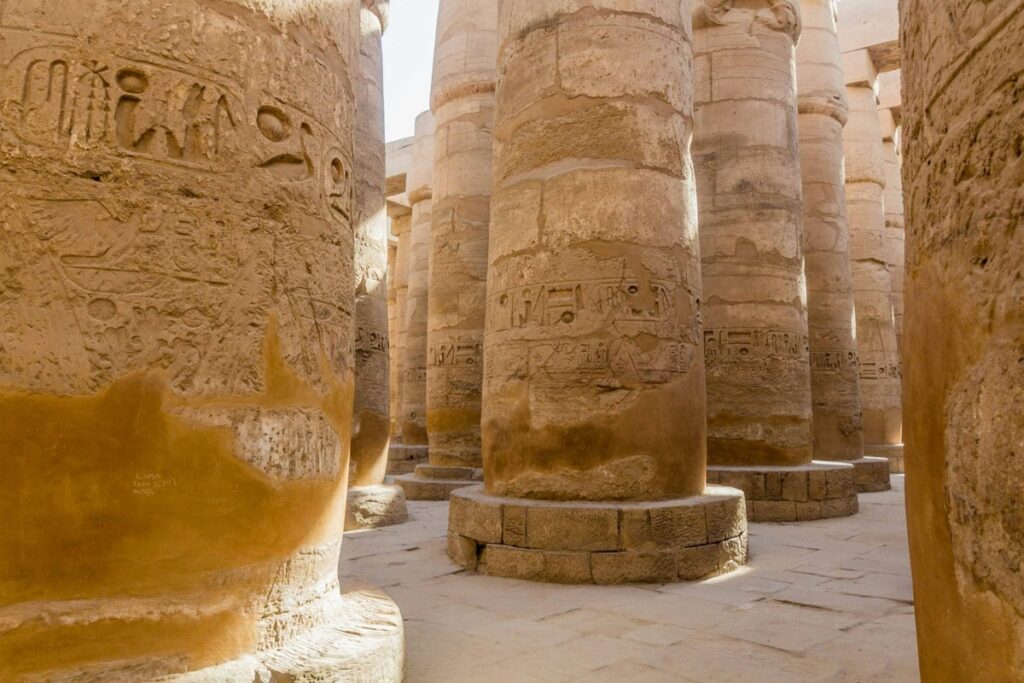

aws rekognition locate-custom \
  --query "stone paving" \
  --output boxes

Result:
[340,476,919,682]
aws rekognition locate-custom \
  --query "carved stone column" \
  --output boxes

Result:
[901,1,1024,677]
[398,111,434,447]
[882,139,904,357]
[843,53,903,463]
[397,0,496,500]
[796,0,889,492]
[386,207,428,474]
[387,238,400,437]
[448,0,747,585]
[346,0,409,529]
[695,0,858,521]
[0,1,403,679]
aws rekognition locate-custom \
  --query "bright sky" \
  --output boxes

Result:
[383,0,440,142]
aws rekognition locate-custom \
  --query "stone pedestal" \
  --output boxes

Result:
[398,112,434,446]
[901,2,1024,677]
[395,465,483,501]
[0,1,403,678]
[450,486,746,584]
[844,74,903,456]
[449,0,747,585]
[408,0,496,498]
[693,0,860,518]
[346,0,406,531]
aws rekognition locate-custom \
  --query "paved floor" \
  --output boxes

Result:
[340,476,919,683]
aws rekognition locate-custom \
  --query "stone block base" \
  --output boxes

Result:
[386,444,429,475]
[706,461,858,522]
[447,485,748,584]
[864,443,905,474]
[345,484,409,530]
[394,464,483,501]
[163,584,404,682]
[850,456,892,493]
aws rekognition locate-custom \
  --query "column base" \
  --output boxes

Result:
[164,585,405,682]
[394,465,483,501]
[345,484,409,530]
[447,485,748,585]
[863,443,905,474]
[386,444,429,475]
[706,461,858,522]
[850,456,892,493]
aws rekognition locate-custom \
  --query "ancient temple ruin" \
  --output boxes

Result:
[2,0,1021,681]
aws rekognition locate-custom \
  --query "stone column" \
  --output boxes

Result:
[796,0,889,492]
[842,51,903,464]
[694,0,858,521]
[398,111,434,446]
[448,0,747,585]
[901,2,1024,677]
[346,0,408,530]
[0,1,404,679]
[882,139,904,357]
[398,0,496,500]
[387,237,400,436]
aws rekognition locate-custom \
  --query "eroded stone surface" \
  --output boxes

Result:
[797,0,866,464]
[0,0,377,677]
[707,462,859,522]
[694,0,815,469]
[425,0,497,471]
[346,484,409,531]
[483,0,708,503]
[351,0,393,489]
[399,112,434,445]
[901,2,1024,678]
[448,486,748,584]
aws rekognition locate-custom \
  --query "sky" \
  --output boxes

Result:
[383,0,440,142]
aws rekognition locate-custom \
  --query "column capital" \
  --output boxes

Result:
[694,0,802,44]
[362,0,389,33]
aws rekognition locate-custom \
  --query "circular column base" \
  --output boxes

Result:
[863,443,905,474]
[706,461,858,522]
[386,444,429,475]
[850,456,892,493]
[162,584,404,682]
[394,464,482,501]
[447,485,748,585]
[345,484,409,530]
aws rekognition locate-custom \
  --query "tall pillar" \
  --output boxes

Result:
[0,0,403,679]
[901,2,1024,678]
[398,112,434,446]
[694,0,858,521]
[386,207,428,474]
[796,0,889,493]
[881,139,905,356]
[346,0,408,529]
[843,51,903,464]
[387,238,400,437]
[448,0,747,585]
[398,0,496,500]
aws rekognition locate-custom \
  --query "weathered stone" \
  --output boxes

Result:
[502,504,528,546]
[592,551,678,585]
[425,0,497,473]
[447,532,480,572]
[449,489,503,544]
[345,484,409,531]
[901,4,1024,673]
[797,0,867,465]
[0,1,404,678]
[526,505,619,552]
[350,0,392,492]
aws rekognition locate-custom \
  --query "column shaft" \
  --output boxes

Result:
[901,1,1024,677]
[844,85,902,447]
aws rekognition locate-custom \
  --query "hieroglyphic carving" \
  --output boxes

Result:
[693,0,801,41]
[488,279,677,332]
[429,342,481,368]
[2,48,353,221]
[809,349,860,371]
[704,328,809,362]
[356,326,389,355]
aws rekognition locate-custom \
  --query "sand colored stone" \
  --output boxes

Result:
[881,139,904,358]
[449,0,746,584]
[795,0,889,494]
[425,0,496,472]
[693,0,859,518]
[347,0,407,530]
[398,111,434,446]
[390,207,412,441]
[387,240,400,437]
[0,0,402,678]
[900,2,1024,679]
[843,76,902,452]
